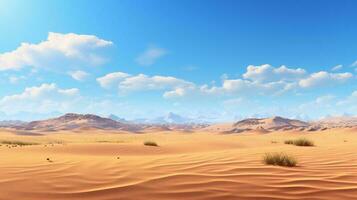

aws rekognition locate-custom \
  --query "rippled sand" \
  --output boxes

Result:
[0,128,357,200]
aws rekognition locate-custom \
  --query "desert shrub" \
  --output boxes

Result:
[284,140,294,145]
[1,140,38,146]
[284,138,314,146]
[263,152,297,167]
[144,141,158,147]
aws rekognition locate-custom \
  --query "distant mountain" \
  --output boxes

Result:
[314,115,357,128]
[0,113,210,133]
[204,116,310,133]
[9,113,354,134]
[152,112,191,124]
[23,113,142,132]
[107,114,130,123]
[0,120,28,128]
[135,112,206,124]
[233,116,309,130]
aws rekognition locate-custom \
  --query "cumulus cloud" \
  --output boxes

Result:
[97,71,195,98]
[191,64,306,97]
[243,64,306,83]
[136,47,167,66]
[97,64,354,100]
[118,74,193,91]
[68,70,89,81]
[163,88,188,98]
[199,79,295,96]
[96,72,131,89]
[299,71,353,88]
[0,32,112,71]
[0,83,80,114]
[167,65,353,98]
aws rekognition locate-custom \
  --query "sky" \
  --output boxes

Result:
[1,0,357,122]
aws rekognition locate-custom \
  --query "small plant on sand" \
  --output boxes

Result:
[263,152,297,167]
[1,140,38,146]
[284,138,314,147]
[144,141,158,147]
[284,140,294,145]
[293,138,314,146]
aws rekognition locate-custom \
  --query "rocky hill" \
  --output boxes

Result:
[23,113,142,132]
[213,116,310,133]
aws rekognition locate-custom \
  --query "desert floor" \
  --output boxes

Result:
[1,128,357,200]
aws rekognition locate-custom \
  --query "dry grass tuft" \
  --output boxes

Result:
[144,141,159,147]
[1,140,38,146]
[263,152,297,167]
[284,140,294,145]
[284,138,314,146]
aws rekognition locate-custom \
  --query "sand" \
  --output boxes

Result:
[0,128,357,200]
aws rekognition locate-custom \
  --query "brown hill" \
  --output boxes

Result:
[24,113,142,132]
[204,116,310,133]
[233,116,309,130]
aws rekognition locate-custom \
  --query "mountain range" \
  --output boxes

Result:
[1,113,357,133]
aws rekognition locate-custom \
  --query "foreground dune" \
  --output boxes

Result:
[0,128,357,200]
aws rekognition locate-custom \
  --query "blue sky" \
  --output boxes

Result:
[1,0,357,121]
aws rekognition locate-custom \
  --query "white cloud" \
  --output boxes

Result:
[242,64,306,83]
[68,70,89,81]
[188,64,306,97]
[136,47,167,66]
[97,64,354,100]
[163,88,187,98]
[118,74,193,91]
[97,71,195,98]
[173,65,353,98]
[199,78,296,97]
[0,32,112,71]
[96,72,131,89]
[0,83,80,114]
[331,64,343,71]
[299,71,353,88]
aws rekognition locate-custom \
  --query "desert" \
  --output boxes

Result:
[2,1,357,199]
[0,114,357,200]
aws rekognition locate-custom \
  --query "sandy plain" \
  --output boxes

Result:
[0,128,357,200]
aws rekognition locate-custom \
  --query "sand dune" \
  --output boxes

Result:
[0,128,357,200]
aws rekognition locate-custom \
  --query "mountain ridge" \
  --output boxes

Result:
[2,113,357,133]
